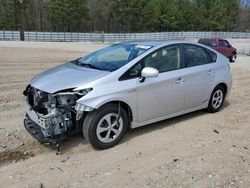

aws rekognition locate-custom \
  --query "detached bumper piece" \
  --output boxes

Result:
[24,117,64,147]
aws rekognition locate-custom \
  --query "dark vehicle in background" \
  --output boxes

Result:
[198,38,237,62]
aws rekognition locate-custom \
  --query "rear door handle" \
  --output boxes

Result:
[176,77,184,84]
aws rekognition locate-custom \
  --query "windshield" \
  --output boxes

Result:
[72,43,152,71]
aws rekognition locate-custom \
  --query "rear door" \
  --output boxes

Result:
[182,44,216,109]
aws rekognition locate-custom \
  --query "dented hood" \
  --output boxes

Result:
[30,62,109,93]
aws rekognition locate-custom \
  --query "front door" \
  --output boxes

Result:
[137,45,185,122]
[218,40,232,57]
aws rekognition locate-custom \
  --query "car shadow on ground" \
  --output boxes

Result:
[122,101,231,144]
[59,101,231,152]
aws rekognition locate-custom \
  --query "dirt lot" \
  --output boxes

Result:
[0,42,249,188]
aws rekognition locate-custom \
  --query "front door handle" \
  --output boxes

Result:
[176,77,184,84]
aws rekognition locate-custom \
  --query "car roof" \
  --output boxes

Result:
[199,38,225,41]
[121,40,182,47]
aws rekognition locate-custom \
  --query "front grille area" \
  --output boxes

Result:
[23,85,49,115]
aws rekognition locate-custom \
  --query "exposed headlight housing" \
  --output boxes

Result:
[75,88,93,96]
[54,88,93,97]
[75,103,94,112]
[75,103,94,120]
[74,88,94,120]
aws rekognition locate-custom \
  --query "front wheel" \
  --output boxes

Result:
[206,86,226,113]
[83,104,128,149]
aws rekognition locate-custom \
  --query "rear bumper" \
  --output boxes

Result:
[24,116,60,145]
[225,74,233,101]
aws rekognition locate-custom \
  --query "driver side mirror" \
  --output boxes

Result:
[139,67,159,82]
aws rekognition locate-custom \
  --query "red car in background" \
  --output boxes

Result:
[198,38,237,62]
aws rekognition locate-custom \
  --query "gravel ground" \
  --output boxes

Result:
[0,42,249,188]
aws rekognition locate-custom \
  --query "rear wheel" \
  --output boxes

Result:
[229,53,236,63]
[83,104,128,149]
[207,86,226,113]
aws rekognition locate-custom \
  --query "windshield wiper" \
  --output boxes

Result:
[71,59,113,72]
[75,61,106,71]
[80,63,103,70]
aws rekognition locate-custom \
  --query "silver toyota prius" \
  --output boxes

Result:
[23,40,232,149]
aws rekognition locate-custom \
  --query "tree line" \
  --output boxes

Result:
[0,0,249,33]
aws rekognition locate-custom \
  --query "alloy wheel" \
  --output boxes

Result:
[212,90,224,109]
[96,113,123,143]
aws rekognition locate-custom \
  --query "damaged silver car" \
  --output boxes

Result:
[23,41,232,149]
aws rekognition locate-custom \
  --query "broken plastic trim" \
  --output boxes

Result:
[24,117,64,146]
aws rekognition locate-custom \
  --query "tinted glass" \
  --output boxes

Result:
[184,44,210,67]
[72,44,152,72]
[219,40,227,47]
[144,45,181,73]
[119,45,181,81]
[119,63,143,81]
[224,40,230,47]
[206,49,217,63]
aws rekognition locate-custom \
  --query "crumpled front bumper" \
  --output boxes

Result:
[24,116,61,145]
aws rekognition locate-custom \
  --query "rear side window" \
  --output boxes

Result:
[183,44,210,67]
[199,39,217,47]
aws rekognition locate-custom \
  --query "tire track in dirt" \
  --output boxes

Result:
[0,140,50,166]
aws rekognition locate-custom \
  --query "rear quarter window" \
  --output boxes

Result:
[205,49,217,63]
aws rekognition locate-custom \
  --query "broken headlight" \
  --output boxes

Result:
[53,88,93,107]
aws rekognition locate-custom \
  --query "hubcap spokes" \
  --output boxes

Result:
[212,90,223,109]
[96,113,123,143]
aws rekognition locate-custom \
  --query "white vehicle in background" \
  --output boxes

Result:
[23,40,232,149]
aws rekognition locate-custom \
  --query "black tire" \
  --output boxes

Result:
[83,104,128,149]
[229,53,236,63]
[206,85,226,113]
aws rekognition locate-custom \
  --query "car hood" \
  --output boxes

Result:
[30,62,110,93]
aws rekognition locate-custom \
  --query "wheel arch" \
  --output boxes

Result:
[98,101,133,124]
[215,83,228,95]
[207,82,228,104]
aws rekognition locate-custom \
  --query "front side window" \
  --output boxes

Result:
[184,44,210,67]
[72,44,152,72]
[144,45,181,73]
[223,40,230,47]
[219,40,227,47]
[119,63,143,81]
[119,45,181,81]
